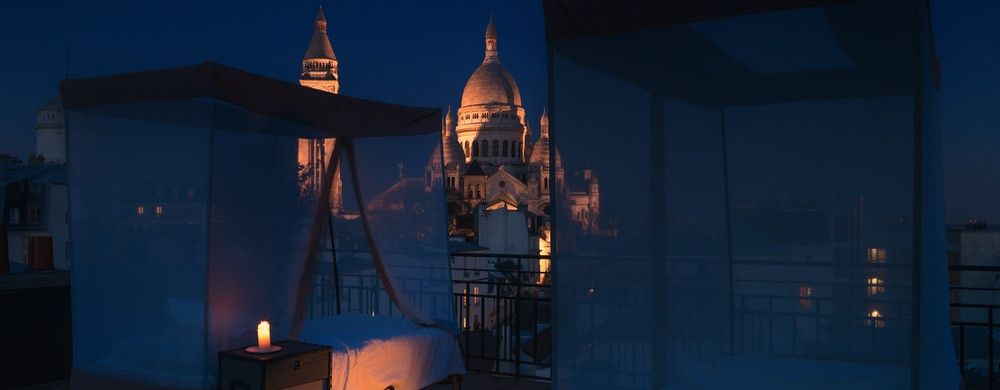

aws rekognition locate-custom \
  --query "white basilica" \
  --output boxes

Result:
[425,18,601,235]
[296,10,601,236]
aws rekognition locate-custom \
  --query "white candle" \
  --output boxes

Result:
[257,321,271,350]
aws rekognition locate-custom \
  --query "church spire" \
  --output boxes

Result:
[484,16,498,62]
[315,6,327,33]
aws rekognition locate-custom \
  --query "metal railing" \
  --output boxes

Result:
[305,252,995,387]
[950,264,1000,389]
[451,252,552,380]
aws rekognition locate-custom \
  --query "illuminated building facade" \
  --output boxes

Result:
[425,18,601,237]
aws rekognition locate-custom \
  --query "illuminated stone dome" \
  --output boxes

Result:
[455,17,529,166]
[460,17,521,108]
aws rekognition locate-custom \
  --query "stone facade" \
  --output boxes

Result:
[426,18,601,235]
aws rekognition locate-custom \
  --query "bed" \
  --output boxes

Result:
[78,301,464,390]
[299,315,465,390]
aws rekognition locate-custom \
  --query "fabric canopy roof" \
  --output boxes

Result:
[542,0,844,39]
[59,61,440,138]
[542,0,940,107]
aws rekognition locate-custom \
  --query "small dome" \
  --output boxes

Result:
[529,136,561,168]
[529,108,559,167]
[441,109,465,167]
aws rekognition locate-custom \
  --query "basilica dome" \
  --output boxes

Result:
[461,62,522,107]
[459,18,522,108]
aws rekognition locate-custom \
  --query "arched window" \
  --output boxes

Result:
[472,141,479,157]
[473,113,478,119]
[512,141,518,158]
[482,140,490,157]
[492,140,499,157]
[502,140,509,157]
[475,184,481,198]
[464,141,470,156]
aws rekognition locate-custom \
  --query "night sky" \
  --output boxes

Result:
[0,1,996,220]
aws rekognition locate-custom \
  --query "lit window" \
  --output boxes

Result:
[472,286,480,305]
[136,205,145,216]
[867,308,885,328]
[867,247,887,263]
[867,277,885,295]
[798,285,814,310]
[154,205,164,218]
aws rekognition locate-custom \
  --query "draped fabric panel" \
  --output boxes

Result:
[344,136,454,329]
[545,0,958,388]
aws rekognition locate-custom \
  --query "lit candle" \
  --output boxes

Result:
[257,321,271,350]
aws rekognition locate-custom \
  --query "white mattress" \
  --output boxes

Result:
[299,315,466,390]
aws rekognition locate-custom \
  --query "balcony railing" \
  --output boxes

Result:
[951,264,1000,389]
[307,252,996,388]
[451,252,551,380]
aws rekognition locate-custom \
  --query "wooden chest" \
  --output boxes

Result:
[219,340,331,390]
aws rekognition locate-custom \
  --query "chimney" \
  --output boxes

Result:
[0,224,8,275]
[26,235,54,271]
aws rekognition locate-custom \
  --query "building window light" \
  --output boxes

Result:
[136,205,145,216]
[798,285,814,310]
[154,205,164,218]
[867,277,885,296]
[867,247,887,263]
[867,308,885,329]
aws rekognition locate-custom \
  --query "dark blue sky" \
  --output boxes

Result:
[0,1,997,220]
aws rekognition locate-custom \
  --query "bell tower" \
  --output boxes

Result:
[297,6,342,211]
[299,6,339,94]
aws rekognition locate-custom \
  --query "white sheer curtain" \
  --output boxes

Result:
[545,0,958,388]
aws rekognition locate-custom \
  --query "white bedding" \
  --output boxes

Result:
[299,315,466,390]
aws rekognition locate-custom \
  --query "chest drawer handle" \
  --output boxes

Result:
[294,360,302,371]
